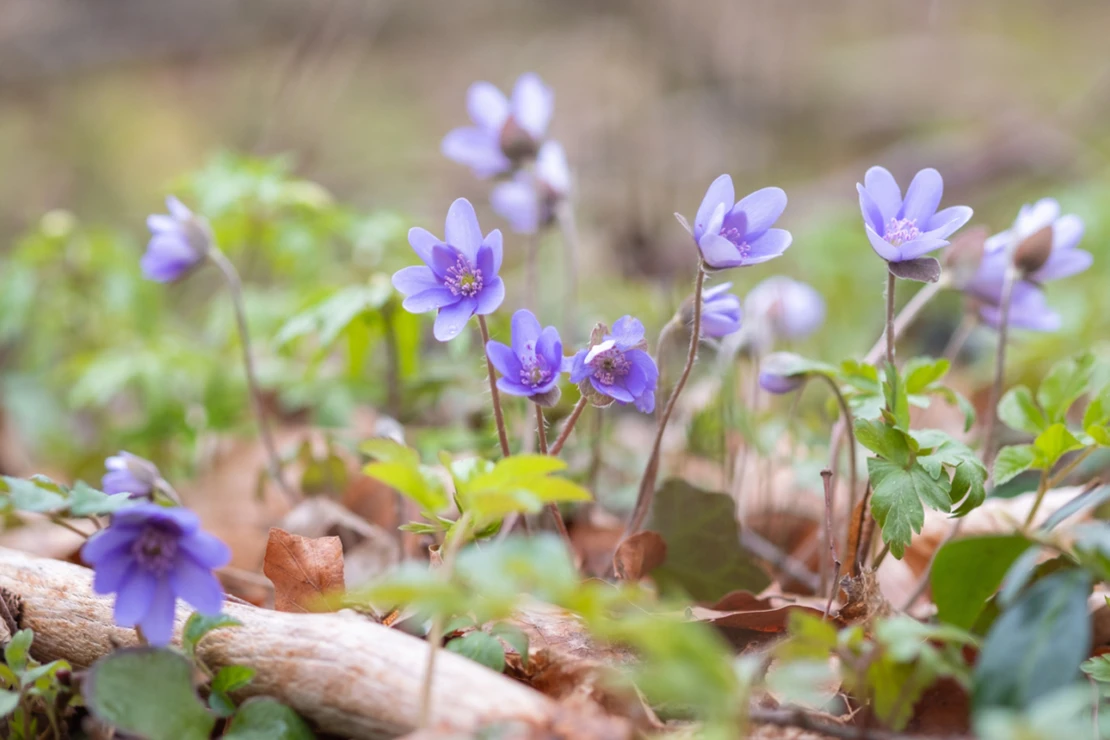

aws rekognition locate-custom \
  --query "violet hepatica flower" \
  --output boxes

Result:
[857,166,972,262]
[392,198,505,342]
[486,310,564,406]
[698,282,743,339]
[691,175,792,269]
[143,196,210,282]
[442,73,554,178]
[490,141,571,234]
[978,281,1061,333]
[570,316,658,413]
[758,352,808,395]
[81,504,230,646]
[744,275,825,349]
[102,452,161,498]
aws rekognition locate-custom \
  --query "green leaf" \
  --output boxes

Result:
[67,481,136,517]
[868,459,951,559]
[0,689,18,719]
[1088,425,1110,447]
[445,631,506,672]
[274,283,391,350]
[882,363,911,431]
[457,455,590,523]
[3,629,32,672]
[1,477,66,514]
[1032,424,1085,469]
[779,611,839,661]
[973,569,1092,711]
[1037,353,1095,424]
[182,612,242,659]
[931,535,1034,630]
[993,445,1038,486]
[490,623,529,667]
[950,460,988,517]
[212,665,256,694]
[224,697,314,740]
[997,386,1047,436]
[648,479,770,601]
[853,418,912,466]
[904,357,950,394]
[85,648,216,740]
[1082,655,1110,683]
[362,461,449,513]
[359,438,419,467]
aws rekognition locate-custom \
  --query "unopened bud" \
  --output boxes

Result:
[1012,225,1054,275]
[499,118,539,163]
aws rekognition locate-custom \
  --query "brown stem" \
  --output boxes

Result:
[536,405,573,549]
[208,248,296,504]
[982,265,1018,474]
[549,396,588,456]
[48,517,93,540]
[419,513,472,727]
[820,469,841,619]
[819,374,858,532]
[477,316,511,458]
[625,261,706,537]
[863,275,949,365]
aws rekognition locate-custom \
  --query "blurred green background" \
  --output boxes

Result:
[1,0,1109,488]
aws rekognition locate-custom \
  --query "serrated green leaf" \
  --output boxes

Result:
[485,454,567,481]
[854,418,912,466]
[2,477,66,514]
[491,623,529,667]
[85,648,215,740]
[363,461,449,513]
[997,386,1047,436]
[868,459,951,559]
[1037,353,1095,424]
[932,535,1034,630]
[182,612,242,659]
[1032,424,1085,469]
[212,665,256,695]
[3,629,32,672]
[993,445,1038,486]
[67,481,137,517]
[359,438,419,466]
[904,357,950,394]
[649,479,770,601]
[445,631,506,672]
[223,697,314,740]
[1082,655,1110,683]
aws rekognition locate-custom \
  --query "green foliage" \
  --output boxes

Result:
[209,665,257,717]
[223,697,315,740]
[0,476,137,521]
[85,648,215,740]
[931,535,1034,630]
[445,631,506,672]
[648,479,771,601]
[0,628,72,737]
[182,612,243,659]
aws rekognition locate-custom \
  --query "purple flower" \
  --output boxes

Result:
[490,141,571,234]
[857,166,972,262]
[744,276,825,348]
[81,504,230,646]
[143,197,210,282]
[691,175,792,269]
[102,452,161,498]
[392,199,506,342]
[978,282,1060,333]
[699,282,743,339]
[569,316,658,413]
[485,310,564,405]
[758,352,808,395]
[442,73,554,178]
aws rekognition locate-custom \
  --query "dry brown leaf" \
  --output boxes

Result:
[262,527,345,612]
[906,676,970,735]
[689,590,831,652]
[612,530,666,581]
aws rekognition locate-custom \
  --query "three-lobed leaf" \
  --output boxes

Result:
[868,459,951,559]
[1032,424,1085,469]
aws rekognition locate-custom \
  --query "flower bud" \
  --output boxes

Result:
[1012,224,1054,276]
[758,351,809,395]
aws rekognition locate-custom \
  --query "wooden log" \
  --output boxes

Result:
[0,547,559,739]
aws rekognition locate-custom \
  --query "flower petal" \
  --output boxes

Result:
[402,287,456,314]
[896,235,951,261]
[178,531,231,569]
[863,166,902,223]
[744,228,793,264]
[536,326,562,369]
[408,227,443,265]
[610,316,646,348]
[392,266,440,296]
[441,128,511,178]
[899,168,943,224]
[694,175,735,241]
[925,205,973,235]
[510,73,553,139]
[476,244,495,280]
[475,277,505,315]
[865,225,901,262]
[114,568,157,627]
[625,349,659,387]
[568,350,592,383]
[698,233,741,269]
[93,554,135,594]
[482,230,504,274]
[433,298,477,341]
[444,198,483,260]
[634,390,655,414]
[536,141,570,195]
[171,555,224,615]
[1015,198,1060,238]
[165,196,193,221]
[1031,248,1093,282]
[467,81,510,131]
[590,377,634,403]
[137,577,177,646]
[857,183,887,234]
[511,310,543,357]
[491,181,539,234]
[82,526,139,564]
[486,340,523,379]
[734,187,787,237]
[496,378,534,397]
[1052,214,1084,253]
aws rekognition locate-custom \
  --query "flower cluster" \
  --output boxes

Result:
[82,503,230,646]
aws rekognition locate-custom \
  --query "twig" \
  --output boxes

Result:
[549,396,588,456]
[48,517,93,540]
[982,264,1018,473]
[819,374,858,532]
[536,404,573,549]
[821,469,841,619]
[208,248,296,504]
[476,316,511,458]
[625,260,706,537]
[748,707,969,740]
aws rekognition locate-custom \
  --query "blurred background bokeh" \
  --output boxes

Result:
[2,0,1109,507]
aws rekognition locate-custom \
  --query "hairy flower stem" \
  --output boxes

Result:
[819,374,858,531]
[536,405,573,548]
[208,248,296,504]
[555,201,580,344]
[549,397,588,456]
[477,316,511,458]
[652,315,684,420]
[625,261,706,538]
[884,271,897,368]
[419,513,472,728]
[982,265,1018,473]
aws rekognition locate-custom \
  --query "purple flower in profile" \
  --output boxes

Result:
[81,504,230,646]
[978,282,1060,333]
[486,310,564,406]
[857,166,972,262]
[699,282,743,339]
[490,141,571,234]
[442,73,554,178]
[759,352,808,395]
[569,316,658,413]
[392,199,505,342]
[102,452,161,498]
[143,196,210,282]
[691,175,792,269]
[744,276,825,350]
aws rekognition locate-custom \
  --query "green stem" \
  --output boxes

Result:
[1024,446,1099,528]
[208,248,296,504]
[477,316,511,458]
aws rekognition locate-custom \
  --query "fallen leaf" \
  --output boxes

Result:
[612,531,666,581]
[278,496,400,586]
[688,590,830,652]
[262,528,345,612]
